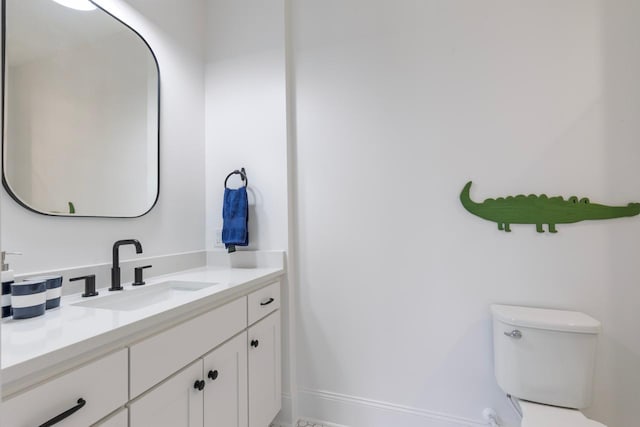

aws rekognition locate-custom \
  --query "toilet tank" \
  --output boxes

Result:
[491,304,600,409]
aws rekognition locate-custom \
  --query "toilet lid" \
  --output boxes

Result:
[519,400,607,427]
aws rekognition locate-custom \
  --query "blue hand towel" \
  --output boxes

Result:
[222,187,249,252]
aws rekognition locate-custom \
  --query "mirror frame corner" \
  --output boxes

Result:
[0,0,161,218]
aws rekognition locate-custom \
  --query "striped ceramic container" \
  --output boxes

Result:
[2,279,13,318]
[11,279,47,319]
[2,269,15,318]
[27,275,63,309]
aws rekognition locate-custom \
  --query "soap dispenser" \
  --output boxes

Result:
[2,251,21,318]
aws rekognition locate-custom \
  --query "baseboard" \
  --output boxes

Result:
[297,388,487,427]
[271,394,347,427]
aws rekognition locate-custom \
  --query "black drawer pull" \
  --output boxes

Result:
[251,339,259,348]
[208,370,219,381]
[39,398,86,427]
[260,298,275,306]
[194,380,205,391]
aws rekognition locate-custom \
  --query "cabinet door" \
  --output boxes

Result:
[203,332,248,427]
[129,360,204,427]
[248,311,281,427]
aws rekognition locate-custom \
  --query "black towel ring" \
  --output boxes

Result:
[224,168,248,189]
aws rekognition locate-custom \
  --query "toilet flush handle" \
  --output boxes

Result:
[504,330,522,339]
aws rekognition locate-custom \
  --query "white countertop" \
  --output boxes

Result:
[1,265,284,389]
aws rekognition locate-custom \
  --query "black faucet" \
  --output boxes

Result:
[110,239,143,291]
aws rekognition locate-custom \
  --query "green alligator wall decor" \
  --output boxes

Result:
[460,181,640,233]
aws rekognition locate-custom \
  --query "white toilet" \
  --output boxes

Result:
[491,304,607,427]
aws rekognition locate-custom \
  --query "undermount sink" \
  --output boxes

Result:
[73,281,218,311]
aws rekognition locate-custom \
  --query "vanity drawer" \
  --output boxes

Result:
[248,281,280,325]
[129,297,247,398]
[2,349,128,427]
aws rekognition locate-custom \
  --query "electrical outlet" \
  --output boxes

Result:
[214,229,223,248]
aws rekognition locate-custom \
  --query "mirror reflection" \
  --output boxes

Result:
[2,0,159,217]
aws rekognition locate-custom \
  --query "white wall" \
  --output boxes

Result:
[204,0,288,253]
[1,0,206,273]
[204,1,292,424]
[291,1,640,426]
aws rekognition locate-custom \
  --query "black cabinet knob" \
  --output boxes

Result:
[250,339,259,348]
[193,380,205,391]
[208,370,219,381]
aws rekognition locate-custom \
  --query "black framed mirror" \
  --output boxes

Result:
[2,0,160,217]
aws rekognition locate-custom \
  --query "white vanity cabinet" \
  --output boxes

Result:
[129,297,247,399]
[2,279,282,427]
[127,280,281,427]
[131,331,251,427]
[249,311,281,427]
